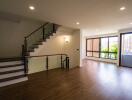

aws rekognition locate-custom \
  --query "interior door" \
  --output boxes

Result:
[120,33,132,67]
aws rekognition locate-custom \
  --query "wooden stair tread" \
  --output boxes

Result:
[0,64,24,68]
[0,69,24,75]
[0,75,26,82]
[0,57,22,62]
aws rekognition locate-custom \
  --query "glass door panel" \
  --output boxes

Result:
[121,33,132,67]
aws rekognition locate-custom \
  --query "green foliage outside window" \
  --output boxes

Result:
[101,43,118,59]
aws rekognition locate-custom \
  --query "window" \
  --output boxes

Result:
[93,39,100,57]
[109,37,118,59]
[122,34,132,55]
[86,38,100,57]
[101,38,109,58]
[86,39,92,56]
[86,36,118,60]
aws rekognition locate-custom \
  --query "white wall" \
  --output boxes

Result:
[80,30,86,66]
[28,27,80,74]
[0,16,43,58]
[119,27,132,33]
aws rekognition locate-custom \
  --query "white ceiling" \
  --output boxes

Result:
[0,0,132,33]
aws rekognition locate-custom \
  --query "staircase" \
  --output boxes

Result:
[0,60,28,87]
[23,23,59,56]
[0,22,59,87]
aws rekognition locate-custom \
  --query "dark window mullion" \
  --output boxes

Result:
[92,39,93,57]
[99,37,101,58]
[86,39,87,56]
[108,37,110,59]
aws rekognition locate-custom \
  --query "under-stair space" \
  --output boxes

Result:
[0,60,28,87]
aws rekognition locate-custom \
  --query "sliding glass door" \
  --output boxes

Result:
[120,33,132,67]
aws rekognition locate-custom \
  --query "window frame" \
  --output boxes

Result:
[86,38,100,58]
[86,36,118,60]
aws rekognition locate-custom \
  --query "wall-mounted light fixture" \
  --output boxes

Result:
[64,36,70,43]
[29,6,35,10]
[120,6,126,11]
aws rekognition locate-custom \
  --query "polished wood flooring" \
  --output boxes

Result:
[1,60,132,100]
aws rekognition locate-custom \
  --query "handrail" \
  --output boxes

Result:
[27,54,68,58]
[25,22,48,39]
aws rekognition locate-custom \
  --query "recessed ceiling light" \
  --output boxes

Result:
[76,22,80,25]
[120,6,126,11]
[29,6,35,10]
[130,22,132,25]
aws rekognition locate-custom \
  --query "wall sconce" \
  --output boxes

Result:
[64,36,70,43]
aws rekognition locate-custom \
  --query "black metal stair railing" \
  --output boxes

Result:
[22,23,69,75]
[24,23,57,54]
[61,56,69,69]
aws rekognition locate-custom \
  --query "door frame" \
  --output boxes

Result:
[119,32,132,67]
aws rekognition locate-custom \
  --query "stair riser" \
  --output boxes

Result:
[0,61,23,66]
[0,77,28,87]
[0,66,24,72]
[0,71,25,79]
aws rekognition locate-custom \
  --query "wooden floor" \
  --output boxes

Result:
[1,60,132,100]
